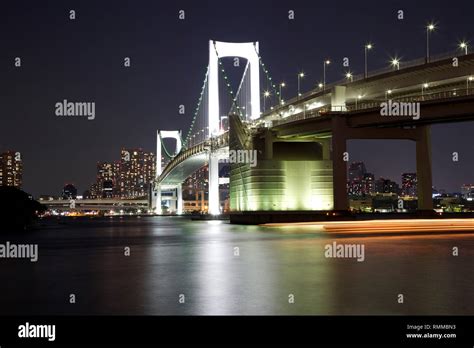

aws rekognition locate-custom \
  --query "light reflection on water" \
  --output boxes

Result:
[0,216,473,315]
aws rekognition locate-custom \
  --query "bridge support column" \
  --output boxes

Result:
[416,126,433,211]
[264,129,274,160]
[176,184,183,215]
[208,152,220,215]
[319,139,331,160]
[331,116,348,211]
[155,186,162,215]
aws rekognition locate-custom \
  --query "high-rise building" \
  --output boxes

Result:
[461,184,474,200]
[183,165,209,200]
[362,173,375,195]
[375,177,400,195]
[62,184,77,199]
[347,162,367,197]
[401,173,417,197]
[348,162,367,182]
[96,162,120,198]
[119,149,155,198]
[348,180,363,196]
[0,151,23,188]
[88,182,100,199]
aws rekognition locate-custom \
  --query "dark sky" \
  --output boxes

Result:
[1,0,474,196]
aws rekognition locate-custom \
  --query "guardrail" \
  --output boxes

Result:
[271,87,474,127]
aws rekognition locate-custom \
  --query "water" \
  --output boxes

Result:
[0,216,473,315]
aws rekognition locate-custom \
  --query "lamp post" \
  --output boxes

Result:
[421,83,429,100]
[297,72,305,99]
[345,72,353,82]
[467,76,473,94]
[385,89,392,101]
[355,95,362,110]
[390,58,400,70]
[263,90,270,112]
[459,41,469,55]
[279,82,285,105]
[364,43,373,78]
[426,23,436,63]
[323,60,330,91]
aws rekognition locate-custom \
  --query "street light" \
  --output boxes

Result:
[467,76,474,94]
[390,57,400,70]
[385,89,392,101]
[459,41,469,55]
[323,60,330,91]
[263,90,270,111]
[279,82,285,105]
[422,83,429,100]
[345,71,353,82]
[355,94,362,110]
[426,22,436,63]
[297,72,305,98]
[318,82,323,89]
[364,43,373,78]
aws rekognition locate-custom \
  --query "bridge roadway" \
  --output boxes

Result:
[263,51,474,124]
[157,131,229,186]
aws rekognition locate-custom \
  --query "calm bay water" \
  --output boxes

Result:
[0,216,473,315]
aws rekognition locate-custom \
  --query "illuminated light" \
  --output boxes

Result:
[207,220,222,225]
[325,60,331,65]
[387,89,392,94]
[299,72,305,78]
[345,72,353,79]
[427,23,436,31]
[264,90,270,97]
[423,83,429,88]
[318,83,323,88]
[280,82,286,87]
[390,58,400,69]
[469,76,474,81]
[366,43,373,50]
[358,95,363,99]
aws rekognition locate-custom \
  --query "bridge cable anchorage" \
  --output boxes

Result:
[183,65,210,148]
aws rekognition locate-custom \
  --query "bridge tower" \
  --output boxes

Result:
[152,130,183,215]
[207,40,261,215]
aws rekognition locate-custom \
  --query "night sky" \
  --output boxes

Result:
[1,0,474,197]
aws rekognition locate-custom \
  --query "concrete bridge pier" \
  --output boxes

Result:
[208,152,220,215]
[176,184,183,215]
[155,186,162,215]
[331,116,349,211]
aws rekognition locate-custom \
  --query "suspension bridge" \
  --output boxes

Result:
[152,40,474,220]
